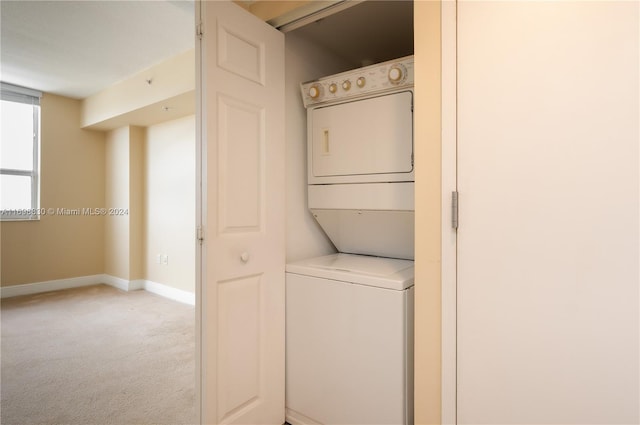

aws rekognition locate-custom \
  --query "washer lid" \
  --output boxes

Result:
[286,253,414,291]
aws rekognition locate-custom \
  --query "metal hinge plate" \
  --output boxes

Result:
[197,226,204,244]
[196,22,203,40]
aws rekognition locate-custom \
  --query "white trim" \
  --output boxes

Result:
[195,2,204,423]
[0,82,42,99]
[1,275,195,306]
[129,279,146,291]
[441,1,458,424]
[102,276,195,304]
[102,274,134,291]
[0,274,105,298]
[0,82,42,104]
[143,280,196,305]
[0,96,41,221]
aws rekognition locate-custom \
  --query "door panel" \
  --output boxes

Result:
[217,274,263,421]
[217,24,265,85]
[457,2,639,424]
[198,1,285,424]
[217,95,264,233]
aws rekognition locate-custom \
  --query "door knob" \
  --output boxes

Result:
[240,252,250,263]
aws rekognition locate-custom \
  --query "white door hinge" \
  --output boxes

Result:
[452,191,459,230]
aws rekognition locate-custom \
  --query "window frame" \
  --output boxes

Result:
[0,83,42,221]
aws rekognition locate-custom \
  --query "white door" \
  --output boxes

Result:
[457,2,639,424]
[197,1,285,424]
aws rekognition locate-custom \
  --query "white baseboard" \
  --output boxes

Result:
[129,279,146,291]
[102,274,133,291]
[1,275,105,298]
[142,280,195,305]
[2,275,195,306]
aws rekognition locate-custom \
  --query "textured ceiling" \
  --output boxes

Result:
[0,0,195,99]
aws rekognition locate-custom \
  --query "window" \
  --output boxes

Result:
[0,83,42,221]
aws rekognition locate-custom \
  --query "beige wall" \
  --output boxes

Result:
[104,127,131,279]
[3,48,196,294]
[2,108,195,292]
[104,119,195,290]
[144,116,195,293]
[414,1,442,424]
[129,127,145,281]
[82,49,195,129]
[1,94,105,286]
[104,125,146,281]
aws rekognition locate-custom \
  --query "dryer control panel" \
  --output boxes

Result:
[300,55,414,108]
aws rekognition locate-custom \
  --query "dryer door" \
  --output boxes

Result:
[309,91,413,184]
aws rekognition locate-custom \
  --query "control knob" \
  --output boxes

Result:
[342,80,352,91]
[356,77,366,88]
[308,84,322,99]
[388,64,407,84]
[329,83,338,94]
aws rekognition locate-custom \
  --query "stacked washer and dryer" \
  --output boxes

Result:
[286,56,415,425]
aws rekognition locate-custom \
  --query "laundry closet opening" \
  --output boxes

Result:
[281,2,415,424]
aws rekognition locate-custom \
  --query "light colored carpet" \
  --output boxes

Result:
[1,284,196,425]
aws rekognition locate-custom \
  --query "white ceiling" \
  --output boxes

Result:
[1,0,195,99]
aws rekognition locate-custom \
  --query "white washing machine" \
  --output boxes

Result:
[285,253,414,425]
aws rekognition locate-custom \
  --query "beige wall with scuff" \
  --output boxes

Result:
[0,94,105,286]
[144,115,195,293]
[414,1,442,424]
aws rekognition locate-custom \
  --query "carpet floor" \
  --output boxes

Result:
[1,284,196,425]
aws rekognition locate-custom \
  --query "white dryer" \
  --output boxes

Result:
[285,253,414,425]
[302,55,415,261]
